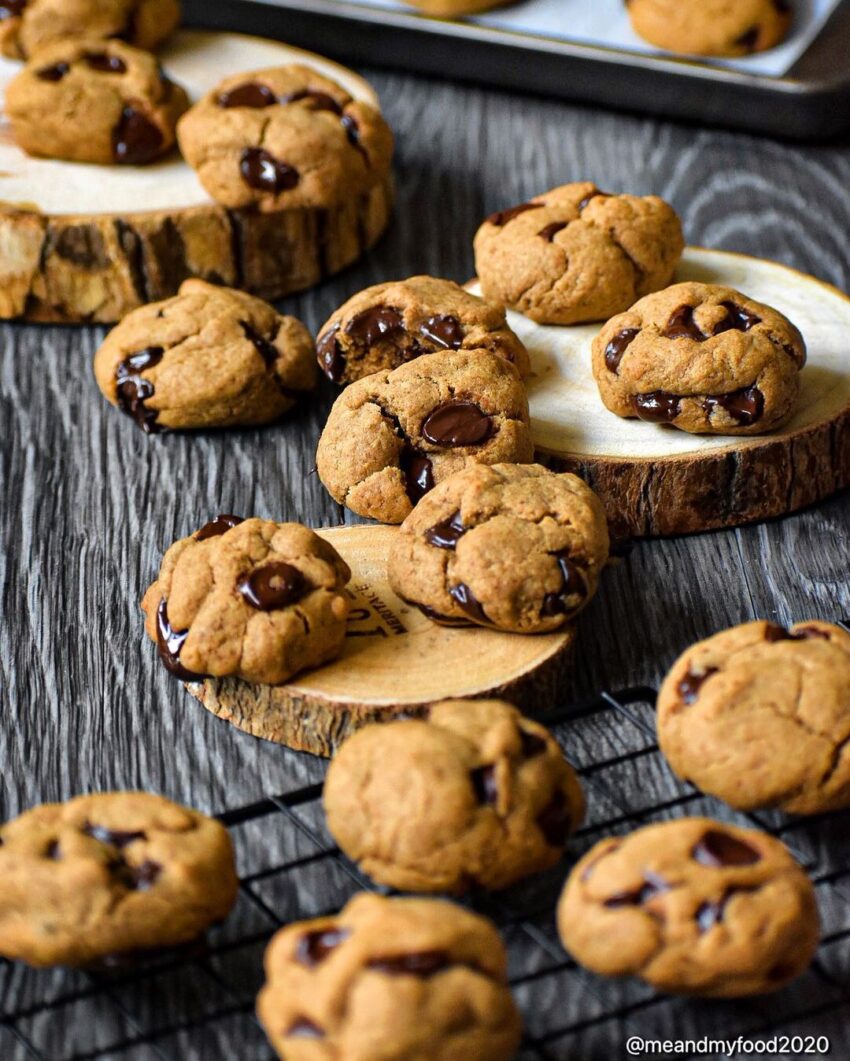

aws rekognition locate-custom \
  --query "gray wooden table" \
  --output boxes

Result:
[1,65,849,1061]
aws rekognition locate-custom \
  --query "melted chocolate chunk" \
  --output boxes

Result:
[340,114,366,160]
[296,927,351,967]
[713,300,762,335]
[486,202,543,227]
[449,582,490,625]
[83,823,147,848]
[132,859,162,890]
[470,764,498,805]
[240,147,299,193]
[155,599,207,681]
[401,448,434,505]
[605,328,639,374]
[519,729,548,758]
[677,666,718,704]
[735,26,760,52]
[195,514,244,542]
[218,82,277,108]
[578,188,608,211]
[695,894,731,933]
[115,346,164,433]
[317,324,345,382]
[540,550,586,618]
[536,789,572,848]
[538,221,567,242]
[284,89,343,114]
[412,602,471,627]
[45,840,61,859]
[791,625,830,640]
[240,320,278,367]
[287,1018,325,1039]
[424,510,466,549]
[0,0,27,16]
[604,870,671,908]
[764,622,791,642]
[368,951,449,977]
[693,830,761,868]
[112,107,164,165]
[85,52,127,73]
[419,314,464,350]
[632,391,681,424]
[421,401,493,447]
[36,62,69,81]
[703,385,764,426]
[663,304,707,342]
[347,305,405,346]
[237,562,308,611]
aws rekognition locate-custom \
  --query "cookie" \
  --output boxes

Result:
[0,792,237,968]
[557,817,819,997]
[316,349,534,524]
[177,64,394,212]
[627,0,792,58]
[141,518,351,686]
[473,182,684,325]
[324,699,585,893]
[316,275,530,384]
[657,620,850,814]
[0,0,181,59]
[592,281,806,435]
[5,39,188,166]
[400,0,508,15]
[93,279,316,433]
[257,892,522,1060]
[388,463,609,632]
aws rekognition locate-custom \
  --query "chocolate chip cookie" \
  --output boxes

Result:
[5,39,188,165]
[557,817,819,997]
[316,349,534,524]
[0,792,237,967]
[473,182,684,325]
[324,699,585,893]
[257,892,522,1060]
[141,518,351,686]
[627,0,792,58]
[658,620,850,814]
[593,281,806,434]
[316,275,530,384]
[93,280,316,433]
[0,0,181,60]
[388,463,609,632]
[400,0,508,15]
[177,64,394,211]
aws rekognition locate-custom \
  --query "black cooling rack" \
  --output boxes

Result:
[2,685,849,1061]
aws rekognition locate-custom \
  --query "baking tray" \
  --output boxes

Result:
[182,0,850,140]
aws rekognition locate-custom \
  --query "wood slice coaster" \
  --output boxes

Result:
[187,525,574,757]
[472,248,850,537]
[0,30,393,323]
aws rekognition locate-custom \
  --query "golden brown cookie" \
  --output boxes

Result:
[257,892,522,1060]
[0,0,181,59]
[657,620,850,814]
[93,280,315,433]
[316,275,530,384]
[400,0,510,16]
[627,0,792,58]
[316,349,534,524]
[388,463,609,632]
[141,517,351,686]
[5,39,188,165]
[324,699,585,893]
[177,64,394,212]
[473,182,684,325]
[592,281,806,435]
[557,817,819,997]
[0,792,237,968]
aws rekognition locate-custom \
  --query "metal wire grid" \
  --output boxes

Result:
[2,682,849,1061]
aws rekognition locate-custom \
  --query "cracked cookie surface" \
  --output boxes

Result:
[176,64,394,211]
[0,792,237,967]
[257,892,522,1060]
[93,279,316,433]
[316,275,530,384]
[324,699,585,893]
[592,281,806,435]
[627,0,792,58]
[6,39,188,165]
[141,517,351,686]
[557,817,819,997]
[316,349,534,524]
[658,620,850,814]
[388,463,609,632]
[473,182,684,325]
[0,0,181,59]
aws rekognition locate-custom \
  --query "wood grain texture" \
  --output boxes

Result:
[1,61,850,1060]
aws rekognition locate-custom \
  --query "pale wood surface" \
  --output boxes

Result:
[1,57,849,1061]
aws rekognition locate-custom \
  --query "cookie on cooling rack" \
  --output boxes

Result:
[627,0,793,58]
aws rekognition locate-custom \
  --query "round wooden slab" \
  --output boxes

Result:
[472,248,850,537]
[187,524,575,757]
[0,30,393,323]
